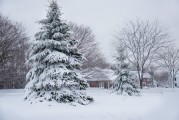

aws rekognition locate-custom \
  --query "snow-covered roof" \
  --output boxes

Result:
[83,69,152,82]
[130,71,151,79]
[83,68,114,81]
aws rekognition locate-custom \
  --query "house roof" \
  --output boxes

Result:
[84,68,113,81]
[83,68,152,82]
[130,71,151,79]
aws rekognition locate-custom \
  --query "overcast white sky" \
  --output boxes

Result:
[0,0,179,62]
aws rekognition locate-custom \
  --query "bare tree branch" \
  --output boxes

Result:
[68,22,109,69]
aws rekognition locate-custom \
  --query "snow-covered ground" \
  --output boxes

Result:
[0,88,179,120]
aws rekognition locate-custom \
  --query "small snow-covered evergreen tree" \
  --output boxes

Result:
[24,0,93,105]
[113,46,139,96]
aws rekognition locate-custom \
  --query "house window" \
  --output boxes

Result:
[175,83,177,87]
[99,82,104,88]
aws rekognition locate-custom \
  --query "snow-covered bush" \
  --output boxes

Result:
[112,46,139,96]
[24,1,93,105]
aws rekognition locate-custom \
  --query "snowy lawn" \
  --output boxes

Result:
[0,88,179,120]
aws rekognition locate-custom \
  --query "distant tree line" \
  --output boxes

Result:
[0,14,28,89]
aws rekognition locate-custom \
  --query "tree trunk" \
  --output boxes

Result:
[140,79,143,89]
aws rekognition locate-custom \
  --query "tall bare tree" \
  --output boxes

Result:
[69,22,109,69]
[114,19,169,88]
[157,45,179,88]
[0,14,28,89]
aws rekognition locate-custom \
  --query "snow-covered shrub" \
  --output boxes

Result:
[24,1,93,105]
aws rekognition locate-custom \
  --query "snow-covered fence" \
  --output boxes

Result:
[87,88,111,95]
[141,88,178,95]
[141,88,164,94]
[0,89,24,95]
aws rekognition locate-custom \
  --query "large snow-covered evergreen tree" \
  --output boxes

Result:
[24,0,93,105]
[113,46,139,96]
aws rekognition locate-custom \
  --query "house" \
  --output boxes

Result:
[130,71,157,88]
[84,68,113,89]
[84,68,157,89]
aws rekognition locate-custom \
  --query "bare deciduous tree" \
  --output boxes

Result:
[114,19,169,88]
[69,22,109,69]
[157,45,179,88]
[0,14,28,89]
